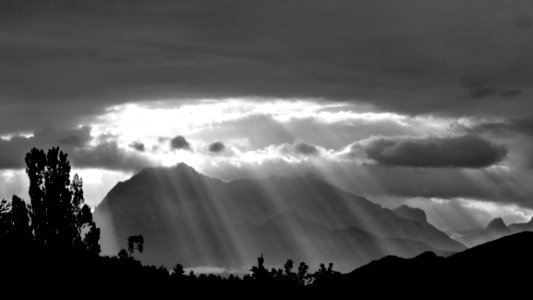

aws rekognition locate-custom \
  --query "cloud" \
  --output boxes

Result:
[0,129,152,172]
[361,135,507,168]
[129,142,145,152]
[500,89,524,98]
[56,126,93,147]
[170,136,191,151]
[0,136,32,169]
[472,117,533,137]
[293,142,319,156]
[0,126,94,169]
[275,142,323,158]
[208,141,225,153]
[70,141,153,171]
[2,0,533,137]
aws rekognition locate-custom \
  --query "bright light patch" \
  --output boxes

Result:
[88,98,456,167]
[0,169,28,202]
[72,169,133,207]
[156,150,204,170]
[0,131,34,140]
[457,198,533,222]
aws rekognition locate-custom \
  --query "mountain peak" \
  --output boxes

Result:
[392,205,428,223]
[167,162,202,177]
[486,217,508,232]
[174,162,197,171]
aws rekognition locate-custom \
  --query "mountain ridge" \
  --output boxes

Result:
[94,163,465,271]
[454,215,533,247]
[339,232,533,296]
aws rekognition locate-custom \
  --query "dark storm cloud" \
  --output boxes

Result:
[278,142,320,157]
[0,129,151,171]
[2,0,533,135]
[500,89,524,98]
[170,136,191,151]
[472,117,533,137]
[56,126,93,147]
[362,135,507,168]
[208,141,225,153]
[129,142,145,152]
[71,141,152,171]
[459,73,526,100]
[293,142,319,156]
[0,136,32,169]
[469,117,533,169]
[0,126,95,169]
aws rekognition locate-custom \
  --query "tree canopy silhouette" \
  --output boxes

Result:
[20,147,100,255]
[127,234,144,256]
[0,195,32,249]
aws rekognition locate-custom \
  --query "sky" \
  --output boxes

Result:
[1,0,533,232]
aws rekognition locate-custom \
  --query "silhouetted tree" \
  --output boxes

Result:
[172,263,185,279]
[25,147,100,254]
[118,249,129,260]
[250,254,270,281]
[312,262,340,285]
[284,259,294,275]
[271,267,283,279]
[297,261,309,285]
[0,195,32,249]
[284,259,297,282]
[127,234,144,256]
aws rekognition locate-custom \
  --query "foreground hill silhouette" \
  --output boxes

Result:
[94,163,464,271]
[334,231,533,297]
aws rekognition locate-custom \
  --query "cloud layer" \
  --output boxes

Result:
[361,135,507,168]
[0,127,152,172]
[2,1,533,135]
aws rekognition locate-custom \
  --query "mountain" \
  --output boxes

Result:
[392,205,427,223]
[454,216,533,247]
[94,163,464,271]
[508,216,533,232]
[485,217,510,233]
[341,232,533,296]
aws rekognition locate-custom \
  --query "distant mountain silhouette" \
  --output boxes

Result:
[339,232,533,296]
[455,216,533,247]
[508,216,533,232]
[392,205,428,223]
[94,163,464,271]
[485,217,510,233]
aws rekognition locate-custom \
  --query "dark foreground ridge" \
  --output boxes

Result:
[2,232,533,298]
[341,231,533,297]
